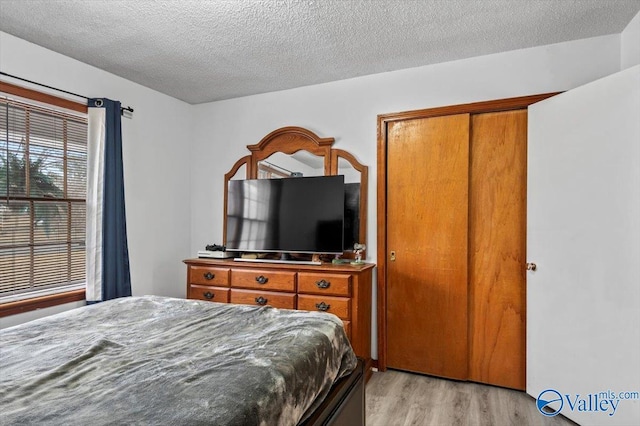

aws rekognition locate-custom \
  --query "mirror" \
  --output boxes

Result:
[337,156,361,252]
[223,127,367,258]
[333,150,368,258]
[337,156,361,184]
[229,163,247,180]
[258,151,324,178]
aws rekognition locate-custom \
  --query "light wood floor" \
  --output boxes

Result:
[366,369,577,426]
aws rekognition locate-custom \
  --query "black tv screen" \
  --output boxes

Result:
[226,175,345,254]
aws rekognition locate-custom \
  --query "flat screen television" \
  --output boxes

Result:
[226,175,345,255]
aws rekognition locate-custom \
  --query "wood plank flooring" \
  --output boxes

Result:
[366,369,577,426]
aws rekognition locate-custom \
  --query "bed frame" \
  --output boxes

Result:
[303,358,365,425]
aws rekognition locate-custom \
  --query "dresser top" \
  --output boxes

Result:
[183,258,375,273]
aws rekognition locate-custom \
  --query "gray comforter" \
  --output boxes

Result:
[0,296,357,425]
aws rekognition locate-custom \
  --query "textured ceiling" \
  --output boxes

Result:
[1,0,639,104]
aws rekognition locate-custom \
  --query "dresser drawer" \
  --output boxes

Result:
[189,266,230,286]
[189,284,230,303]
[230,289,296,309]
[298,272,351,296]
[231,269,296,292]
[297,294,351,320]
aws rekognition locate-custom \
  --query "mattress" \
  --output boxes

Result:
[0,295,357,425]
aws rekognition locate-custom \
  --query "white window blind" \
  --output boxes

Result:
[0,95,87,297]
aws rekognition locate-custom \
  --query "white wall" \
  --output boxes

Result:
[190,34,621,358]
[1,24,635,336]
[0,301,86,329]
[0,32,193,328]
[622,11,640,69]
[190,35,620,256]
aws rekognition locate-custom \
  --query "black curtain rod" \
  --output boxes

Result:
[0,71,134,114]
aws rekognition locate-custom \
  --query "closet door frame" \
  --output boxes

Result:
[376,93,558,371]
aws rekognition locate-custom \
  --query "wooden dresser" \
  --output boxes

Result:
[184,258,374,374]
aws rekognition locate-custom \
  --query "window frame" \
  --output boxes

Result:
[0,81,87,317]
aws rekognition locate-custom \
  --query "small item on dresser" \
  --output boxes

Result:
[205,244,226,251]
[198,250,235,259]
[351,243,366,265]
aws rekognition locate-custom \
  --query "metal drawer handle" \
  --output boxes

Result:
[315,302,330,312]
[255,275,269,284]
[316,279,331,289]
[203,272,215,280]
[255,296,268,306]
[203,291,214,300]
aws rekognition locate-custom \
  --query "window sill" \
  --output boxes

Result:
[0,289,86,317]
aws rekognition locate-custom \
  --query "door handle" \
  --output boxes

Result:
[526,262,537,271]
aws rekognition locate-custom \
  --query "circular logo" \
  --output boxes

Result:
[537,389,563,417]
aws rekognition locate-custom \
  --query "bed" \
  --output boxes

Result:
[0,295,364,425]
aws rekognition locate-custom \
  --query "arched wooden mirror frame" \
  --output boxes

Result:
[223,126,368,259]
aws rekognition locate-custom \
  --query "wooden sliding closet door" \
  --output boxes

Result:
[386,114,470,379]
[468,110,527,390]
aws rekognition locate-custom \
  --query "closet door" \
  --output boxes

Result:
[527,67,639,425]
[468,110,527,390]
[386,114,470,379]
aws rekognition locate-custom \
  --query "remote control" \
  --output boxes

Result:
[205,244,226,251]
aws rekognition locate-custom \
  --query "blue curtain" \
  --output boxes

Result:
[86,98,131,302]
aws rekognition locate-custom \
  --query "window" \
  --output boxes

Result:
[0,83,88,313]
[258,162,289,179]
